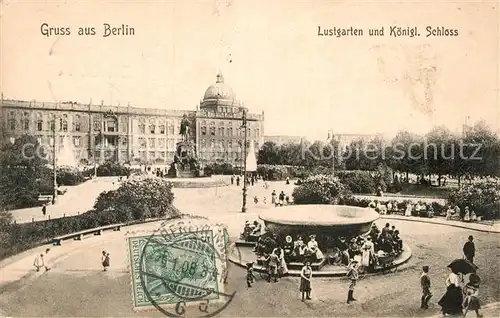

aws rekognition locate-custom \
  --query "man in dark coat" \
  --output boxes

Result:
[463,235,476,263]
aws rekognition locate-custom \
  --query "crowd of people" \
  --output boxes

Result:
[369,199,484,223]
[242,221,404,274]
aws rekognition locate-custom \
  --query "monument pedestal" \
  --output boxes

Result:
[166,141,203,178]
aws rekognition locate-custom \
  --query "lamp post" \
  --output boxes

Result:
[241,109,248,213]
[328,129,335,177]
[51,119,58,204]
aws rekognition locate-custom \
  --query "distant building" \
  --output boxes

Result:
[263,135,304,145]
[0,71,264,166]
[328,131,383,150]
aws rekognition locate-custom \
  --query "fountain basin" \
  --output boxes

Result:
[259,204,379,239]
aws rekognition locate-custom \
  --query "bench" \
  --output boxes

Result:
[38,195,52,204]
[51,223,124,246]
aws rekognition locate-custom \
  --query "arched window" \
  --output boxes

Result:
[201,126,207,135]
[160,125,165,134]
[210,127,215,136]
[149,125,156,134]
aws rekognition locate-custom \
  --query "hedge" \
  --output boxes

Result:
[448,177,500,220]
[93,161,131,177]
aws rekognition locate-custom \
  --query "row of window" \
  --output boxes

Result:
[200,126,260,137]
[8,118,81,132]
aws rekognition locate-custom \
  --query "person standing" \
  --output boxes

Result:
[346,259,359,304]
[246,262,255,288]
[33,253,44,272]
[272,246,288,277]
[278,191,285,206]
[236,175,240,186]
[43,248,51,271]
[42,204,47,216]
[438,267,464,316]
[266,250,280,283]
[463,273,483,317]
[420,265,432,309]
[102,251,110,271]
[271,190,277,206]
[299,260,312,301]
[405,203,413,217]
[230,175,234,185]
[463,235,476,264]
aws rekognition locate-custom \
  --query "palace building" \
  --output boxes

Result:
[0,72,264,166]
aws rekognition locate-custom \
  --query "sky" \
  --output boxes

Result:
[1,0,498,141]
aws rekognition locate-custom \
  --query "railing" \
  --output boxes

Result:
[51,223,123,246]
[49,215,179,246]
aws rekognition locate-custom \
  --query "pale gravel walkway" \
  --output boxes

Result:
[8,177,120,224]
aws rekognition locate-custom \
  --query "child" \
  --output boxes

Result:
[463,274,482,317]
[102,251,110,271]
[420,265,432,309]
[246,262,255,287]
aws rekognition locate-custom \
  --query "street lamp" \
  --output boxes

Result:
[328,129,335,177]
[241,110,248,213]
[50,118,58,204]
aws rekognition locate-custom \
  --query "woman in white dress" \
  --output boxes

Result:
[405,203,413,217]
[464,206,471,222]
[438,267,464,315]
[361,237,375,269]
[307,235,324,261]
[272,247,288,276]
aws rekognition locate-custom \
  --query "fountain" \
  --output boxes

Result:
[259,205,379,239]
[230,205,412,276]
[58,135,78,167]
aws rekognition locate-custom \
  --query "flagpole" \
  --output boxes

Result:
[242,109,248,213]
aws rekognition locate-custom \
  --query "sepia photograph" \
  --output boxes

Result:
[0,0,499,316]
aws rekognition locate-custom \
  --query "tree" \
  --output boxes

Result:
[389,131,426,180]
[0,135,48,210]
[257,141,280,165]
[425,126,456,185]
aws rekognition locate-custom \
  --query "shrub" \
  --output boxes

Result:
[204,163,235,175]
[292,174,352,205]
[0,177,181,261]
[56,166,86,186]
[96,161,131,177]
[448,177,500,220]
[336,171,377,194]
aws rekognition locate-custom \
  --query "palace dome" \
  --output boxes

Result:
[203,72,235,101]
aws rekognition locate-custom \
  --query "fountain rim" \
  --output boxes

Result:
[259,204,380,227]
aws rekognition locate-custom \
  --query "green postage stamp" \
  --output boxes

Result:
[127,219,234,316]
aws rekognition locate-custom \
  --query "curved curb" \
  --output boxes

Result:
[167,179,228,188]
[229,244,412,278]
[381,215,500,234]
[425,301,500,318]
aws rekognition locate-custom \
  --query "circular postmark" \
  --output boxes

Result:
[128,217,240,317]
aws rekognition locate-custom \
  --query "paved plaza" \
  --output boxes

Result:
[1,178,500,317]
